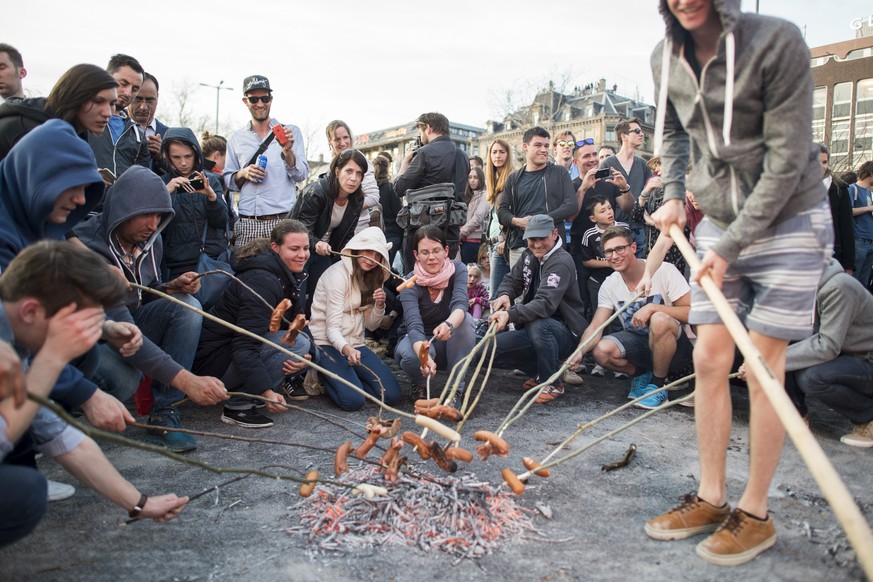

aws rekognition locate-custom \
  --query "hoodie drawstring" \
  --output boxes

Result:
[723,32,735,146]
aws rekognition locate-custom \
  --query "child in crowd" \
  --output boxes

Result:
[579,196,629,317]
[466,263,489,320]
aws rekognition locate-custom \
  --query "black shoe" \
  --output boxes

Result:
[280,374,309,401]
[221,407,273,428]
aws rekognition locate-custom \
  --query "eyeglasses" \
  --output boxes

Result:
[556,140,575,147]
[415,248,445,258]
[603,244,632,258]
[625,128,644,135]
[133,97,157,105]
[246,95,273,104]
[575,138,595,147]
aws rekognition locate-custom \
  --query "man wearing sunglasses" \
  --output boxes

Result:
[223,75,308,250]
[600,117,651,257]
[552,131,580,180]
[569,226,692,409]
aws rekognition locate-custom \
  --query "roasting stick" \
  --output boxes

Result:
[666,223,873,578]
[326,249,418,292]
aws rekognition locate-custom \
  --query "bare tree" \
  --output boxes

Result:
[159,79,213,134]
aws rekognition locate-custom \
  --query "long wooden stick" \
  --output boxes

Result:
[668,223,873,577]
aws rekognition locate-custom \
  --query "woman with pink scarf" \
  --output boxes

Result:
[395,225,476,399]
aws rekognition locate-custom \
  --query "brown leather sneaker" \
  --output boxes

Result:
[534,383,564,404]
[695,508,777,566]
[645,494,731,541]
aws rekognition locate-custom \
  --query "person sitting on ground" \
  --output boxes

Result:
[569,226,692,409]
[466,263,490,321]
[489,215,588,404]
[0,242,188,549]
[194,219,312,428]
[71,166,228,452]
[395,225,475,399]
[309,227,400,411]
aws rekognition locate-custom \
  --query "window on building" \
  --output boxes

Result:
[854,78,873,168]
[831,82,854,170]
[605,130,616,144]
[812,86,827,145]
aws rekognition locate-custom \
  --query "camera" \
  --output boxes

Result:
[409,136,422,153]
[594,168,611,180]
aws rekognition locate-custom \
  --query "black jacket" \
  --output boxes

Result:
[194,250,307,394]
[393,135,469,201]
[379,180,403,239]
[497,162,577,250]
[87,114,150,179]
[0,98,51,160]
[292,174,364,252]
[828,177,855,271]
[159,127,229,278]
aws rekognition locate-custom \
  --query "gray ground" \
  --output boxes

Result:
[0,357,869,582]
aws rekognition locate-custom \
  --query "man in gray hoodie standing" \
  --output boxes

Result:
[644,0,833,566]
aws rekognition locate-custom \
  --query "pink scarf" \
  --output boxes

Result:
[414,258,456,291]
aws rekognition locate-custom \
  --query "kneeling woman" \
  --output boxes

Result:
[309,227,401,410]
[395,225,475,397]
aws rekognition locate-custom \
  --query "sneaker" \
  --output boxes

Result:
[614,371,629,379]
[628,370,654,399]
[512,369,527,377]
[535,383,564,404]
[47,480,75,502]
[280,374,309,401]
[411,384,428,400]
[522,377,540,390]
[590,364,605,377]
[575,363,589,375]
[148,408,197,452]
[634,384,667,410]
[645,494,731,541]
[678,396,696,408]
[221,407,274,429]
[840,420,873,448]
[695,508,777,566]
[562,369,585,385]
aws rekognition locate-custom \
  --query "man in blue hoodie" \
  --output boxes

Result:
[645,0,832,566]
[72,166,228,451]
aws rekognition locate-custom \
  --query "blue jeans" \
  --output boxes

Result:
[395,313,476,386]
[222,330,312,410]
[793,355,873,424]
[318,345,400,411]
[492,318,576,384]
[94,295,202,412]
[0,464,46,549]
[460,241,481,265]
[489,247,510,301]
[631,224,646,258]
[854,237,873,289]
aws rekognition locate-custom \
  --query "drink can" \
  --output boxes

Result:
[255,154,268,183]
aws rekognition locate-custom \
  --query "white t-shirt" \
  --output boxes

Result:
[598,261,690,335]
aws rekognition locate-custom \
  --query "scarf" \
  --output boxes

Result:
[414,258,456,291]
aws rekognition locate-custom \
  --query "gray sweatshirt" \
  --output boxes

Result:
[651,0,827,261]
[786,260,873,372]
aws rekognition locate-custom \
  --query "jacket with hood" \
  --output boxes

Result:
[786,260,873,371]
[72,166,186,387]
[159,127,229,278]
[651,0,827,261]
[497,162,577,250]
[87,113,151,183]
[292,173,364,252]
[309,227,393,353]
[0,119,105,408]
[194,245,308,394]
[0,97,51,160]
[826,176,855,271]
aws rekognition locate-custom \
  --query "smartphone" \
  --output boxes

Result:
[188,177,205,190]
[271,124,289,146]
[98,167,117,184]
[594,168,611,180]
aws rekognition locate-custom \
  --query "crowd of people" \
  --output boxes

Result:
[1,0,872,568]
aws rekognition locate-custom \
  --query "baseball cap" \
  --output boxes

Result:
[523,214,556,239]
[243,75,272,94]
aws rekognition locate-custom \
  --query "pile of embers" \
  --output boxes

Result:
[286,465,538,560]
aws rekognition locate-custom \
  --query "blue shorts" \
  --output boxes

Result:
[603,328,694,375]
[690,202,832,341]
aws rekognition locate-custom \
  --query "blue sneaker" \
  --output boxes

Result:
[629,371,654,399]
[635,384,668,410]
[148,408,197,453]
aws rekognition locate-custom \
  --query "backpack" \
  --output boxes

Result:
[396,182,467,232]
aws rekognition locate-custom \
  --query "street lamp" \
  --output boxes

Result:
[199,80,234,134]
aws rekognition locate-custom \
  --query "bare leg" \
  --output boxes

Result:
[736,331,788,518]
[649,312,679,378]
[593,338,637,375]
[693,323,735,507]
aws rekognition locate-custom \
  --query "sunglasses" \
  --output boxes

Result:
[246,95,273,104]
[575,138,595,147]
[556,140,575,147]
[626,128,644,135]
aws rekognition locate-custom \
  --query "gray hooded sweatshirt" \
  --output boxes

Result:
[651,0,827,261]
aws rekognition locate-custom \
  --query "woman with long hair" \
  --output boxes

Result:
[292,147,368,311]
[459,166,488,264]
[484,139,514,298]
[395,225,475,398]
[325,120,380,233]
[309,227,401,410]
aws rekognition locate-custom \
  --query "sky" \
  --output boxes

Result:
[4,0,870,159]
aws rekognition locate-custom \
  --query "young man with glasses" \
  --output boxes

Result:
[569,226,692,408]
[223,75,308,250]
[600,117,651,257]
